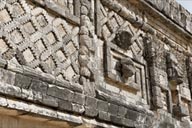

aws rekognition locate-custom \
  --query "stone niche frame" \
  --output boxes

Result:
[96,0,150,104]
[104,41,147,93]
[103,38,150,104]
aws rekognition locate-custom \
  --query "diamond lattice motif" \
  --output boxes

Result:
[23,49,34,63]
[10,29,23,44]
[0,39,8,54]
[0,9,11,24]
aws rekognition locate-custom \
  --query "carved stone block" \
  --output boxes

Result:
[187,57,192,92]
[152,86,161,96]
[189,102,192,120]
[180,86,191,101]
[149,67,168,90]
[152,93,163,108]
[173,104,189,117]
[120,58,136,83]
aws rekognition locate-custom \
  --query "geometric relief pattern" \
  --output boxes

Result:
[99,2,149,103]
[0,0,79,82]
[98,3,144,58]
[53,0,79,16]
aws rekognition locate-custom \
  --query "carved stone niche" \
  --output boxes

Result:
[104,29,148,98]
[166,53,183,90]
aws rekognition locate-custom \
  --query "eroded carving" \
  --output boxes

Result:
[113,30,133,50]
[167,53,183,87]
[173,103,189,117]
[187,57,192,89]
[120,58,136,82]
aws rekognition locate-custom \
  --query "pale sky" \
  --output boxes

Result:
[177,0,192,13]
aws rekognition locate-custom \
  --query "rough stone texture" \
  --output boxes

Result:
[0,0,192,127]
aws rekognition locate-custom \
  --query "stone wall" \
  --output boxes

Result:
[0,0,192,127]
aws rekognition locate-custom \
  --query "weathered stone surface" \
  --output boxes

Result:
[0,68,15,85]
[85,96,97,109]
[152,86,161,96]
[72,103,85,114]
[173,104,189,117]
[167,52,183,86]
[120,58,136,82]
[122,118,135,127]
[0,82,21,98]
[58,100,72,112]
[118,106,127,117]
[98,111,110,121]
[30,79,48,93]
[97,100,108,112]
[108,103,119,115]
[85,107,98,117]
[152,95,163,109]
[42,95,58,108]
[47,85,74,101]
[125,109,139,121]
[110,115,122,125]
[73,93,85,105]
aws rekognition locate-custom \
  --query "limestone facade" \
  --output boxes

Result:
[0,0,192,127]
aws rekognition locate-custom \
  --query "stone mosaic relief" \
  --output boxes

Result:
[96,0,149,104]
[0,0,80,82]
[163,44,191,116]
[53,0,81,17]
[144,33,192,118]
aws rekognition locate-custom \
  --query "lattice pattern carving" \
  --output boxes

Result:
[0,0,80,82]
[53,0,80,16]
